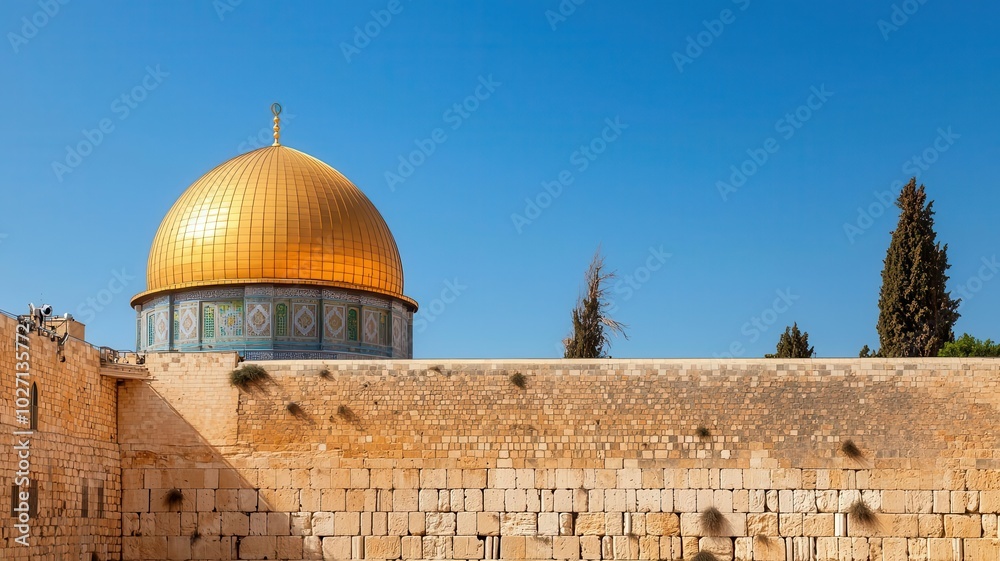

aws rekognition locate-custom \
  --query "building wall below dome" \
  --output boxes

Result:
[133,285,413,359]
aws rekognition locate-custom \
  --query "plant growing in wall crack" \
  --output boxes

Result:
[848,499,880,530]
[699,506,728,536]
[164,488,184,510]
[696,426,712,439]
[690,551,718,561]
[510,371,527,389]
[230,364,269,391]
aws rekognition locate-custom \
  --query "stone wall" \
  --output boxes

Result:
[0,313,121,560]
[117,356,1000,560]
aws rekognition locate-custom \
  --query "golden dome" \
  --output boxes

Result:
[131,145,415,309]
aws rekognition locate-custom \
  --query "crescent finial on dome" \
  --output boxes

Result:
[271,102,282,146]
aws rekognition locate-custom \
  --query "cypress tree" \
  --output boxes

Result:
[875,179,960,357]
[563,250,627,358]
[765,323,815,358]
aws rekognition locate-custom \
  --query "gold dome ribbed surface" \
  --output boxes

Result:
[133,145,411,306]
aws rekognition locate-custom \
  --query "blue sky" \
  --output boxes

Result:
[1,1,997,358]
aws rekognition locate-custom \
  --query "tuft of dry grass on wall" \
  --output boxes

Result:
[510,371,527,389]
[286,402,305,417]
[337,404,358,422]
[696,426,712,439]
[164,488,184,509]
[848,499,879,529]
[690,551,718,561]
[699,506,727,536]
[230,364,268,390]
[840,439,865,462]
[190,529,201,544]
[318,368,332,379]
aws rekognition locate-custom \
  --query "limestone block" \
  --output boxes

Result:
[605,489,627,512]
[238,488,258,512]
[123,489,150,513]
[303,535,323,560]
[392,489,418,512]
[721,469,743,490]
[745,469,771,490]
[816,490,838,513]
[418,489,439,512]
[276,536,303,560]
[747,513,778,537]
[321,489,346,511]
[778,490,794,513]
[917,514,943,537]
[983,513,997,537]
[216,489,239,511]
[388,512,409,536]
[849,514,919,538]
[409,512,425,536]
[560,513,575,536]
[752,536,785,561]
[539,512,560,536]
[527,536,554,559]
[663,469,687,489]
[713,490,734,513]
[881,537,907,561]
[334,512,360,535]
[239,536,276,559]
[502,512,538,536]
[463,469,487,488]
[749,490,767,513]
[576,513,605,535]
[679,512,746,537]
[641,468,663,488]
[575,488,590,512]
[554,489,574,512]
[605,512,623,535]
[964,538,1000,560]
[312,512,335,536]
[588,490,605,512]
[882,490,905,513]
[499,536,524,559]
[330,469,351,488]
[453,536,484,559]
[301,488,322,511]
[166,536,190,561]
[484,489,505,511]
[981,491,1000,513]
[365,536,401,560]
[393,468,419,489]
[618,468,642,489]
[456,511,477,535]
[372,511,388,535]
[449,489,464,512]
[802,514,834,536]
[926,538,953,560]
[838,490,860,512]
[906,490,933,513]
[660,489,674,513]
[793,490,817,513]
[425,512,456,535]
[556,468,584,488]
[967,470,1000,490]
[944,514,981,537]
[465,489,483,512]
[675,489,697,512]
[370,468,392,489]
[733,490,749,513]
[594,469,618,489]
[766,490,779,512]
[249,512,267,536]
[951,491,979,513]
[934,490,951,513]
[421,468,447,489]
[505,489,527,511]
[734,536,753,561]
[555,536,581,560]
[689,469,710,489]
[779,513,802,537]
[580,535,602,560]
[477,512,499,535]
[322,536,351,560]
[700,537,734,560]
[490,468,516,489]
[906,537,927,561]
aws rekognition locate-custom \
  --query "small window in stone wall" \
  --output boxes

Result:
[379,311,389,346]
[10,483,37,518]
[203,305,215,339]
[96,482,104,518]
[81,480,88,518]
[146,316,155,347]
[29,383,38,431]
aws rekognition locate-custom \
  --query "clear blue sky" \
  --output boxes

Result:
[2,1,998,358]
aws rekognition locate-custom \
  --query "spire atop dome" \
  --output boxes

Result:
[271,102,282,146]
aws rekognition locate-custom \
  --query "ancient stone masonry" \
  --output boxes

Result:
[0,313,121,560]
[115,356,1000,560]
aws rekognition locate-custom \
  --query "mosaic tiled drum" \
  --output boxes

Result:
[130,132,417,359]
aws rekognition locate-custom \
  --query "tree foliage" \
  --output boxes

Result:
[875,179,960,357]
[764,323,815,358]
[938,333,1000,357]
[563,250,627,358]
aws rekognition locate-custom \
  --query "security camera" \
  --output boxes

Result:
[39,304,53,316]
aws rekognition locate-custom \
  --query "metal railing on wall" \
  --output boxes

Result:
[0,306,145,366]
